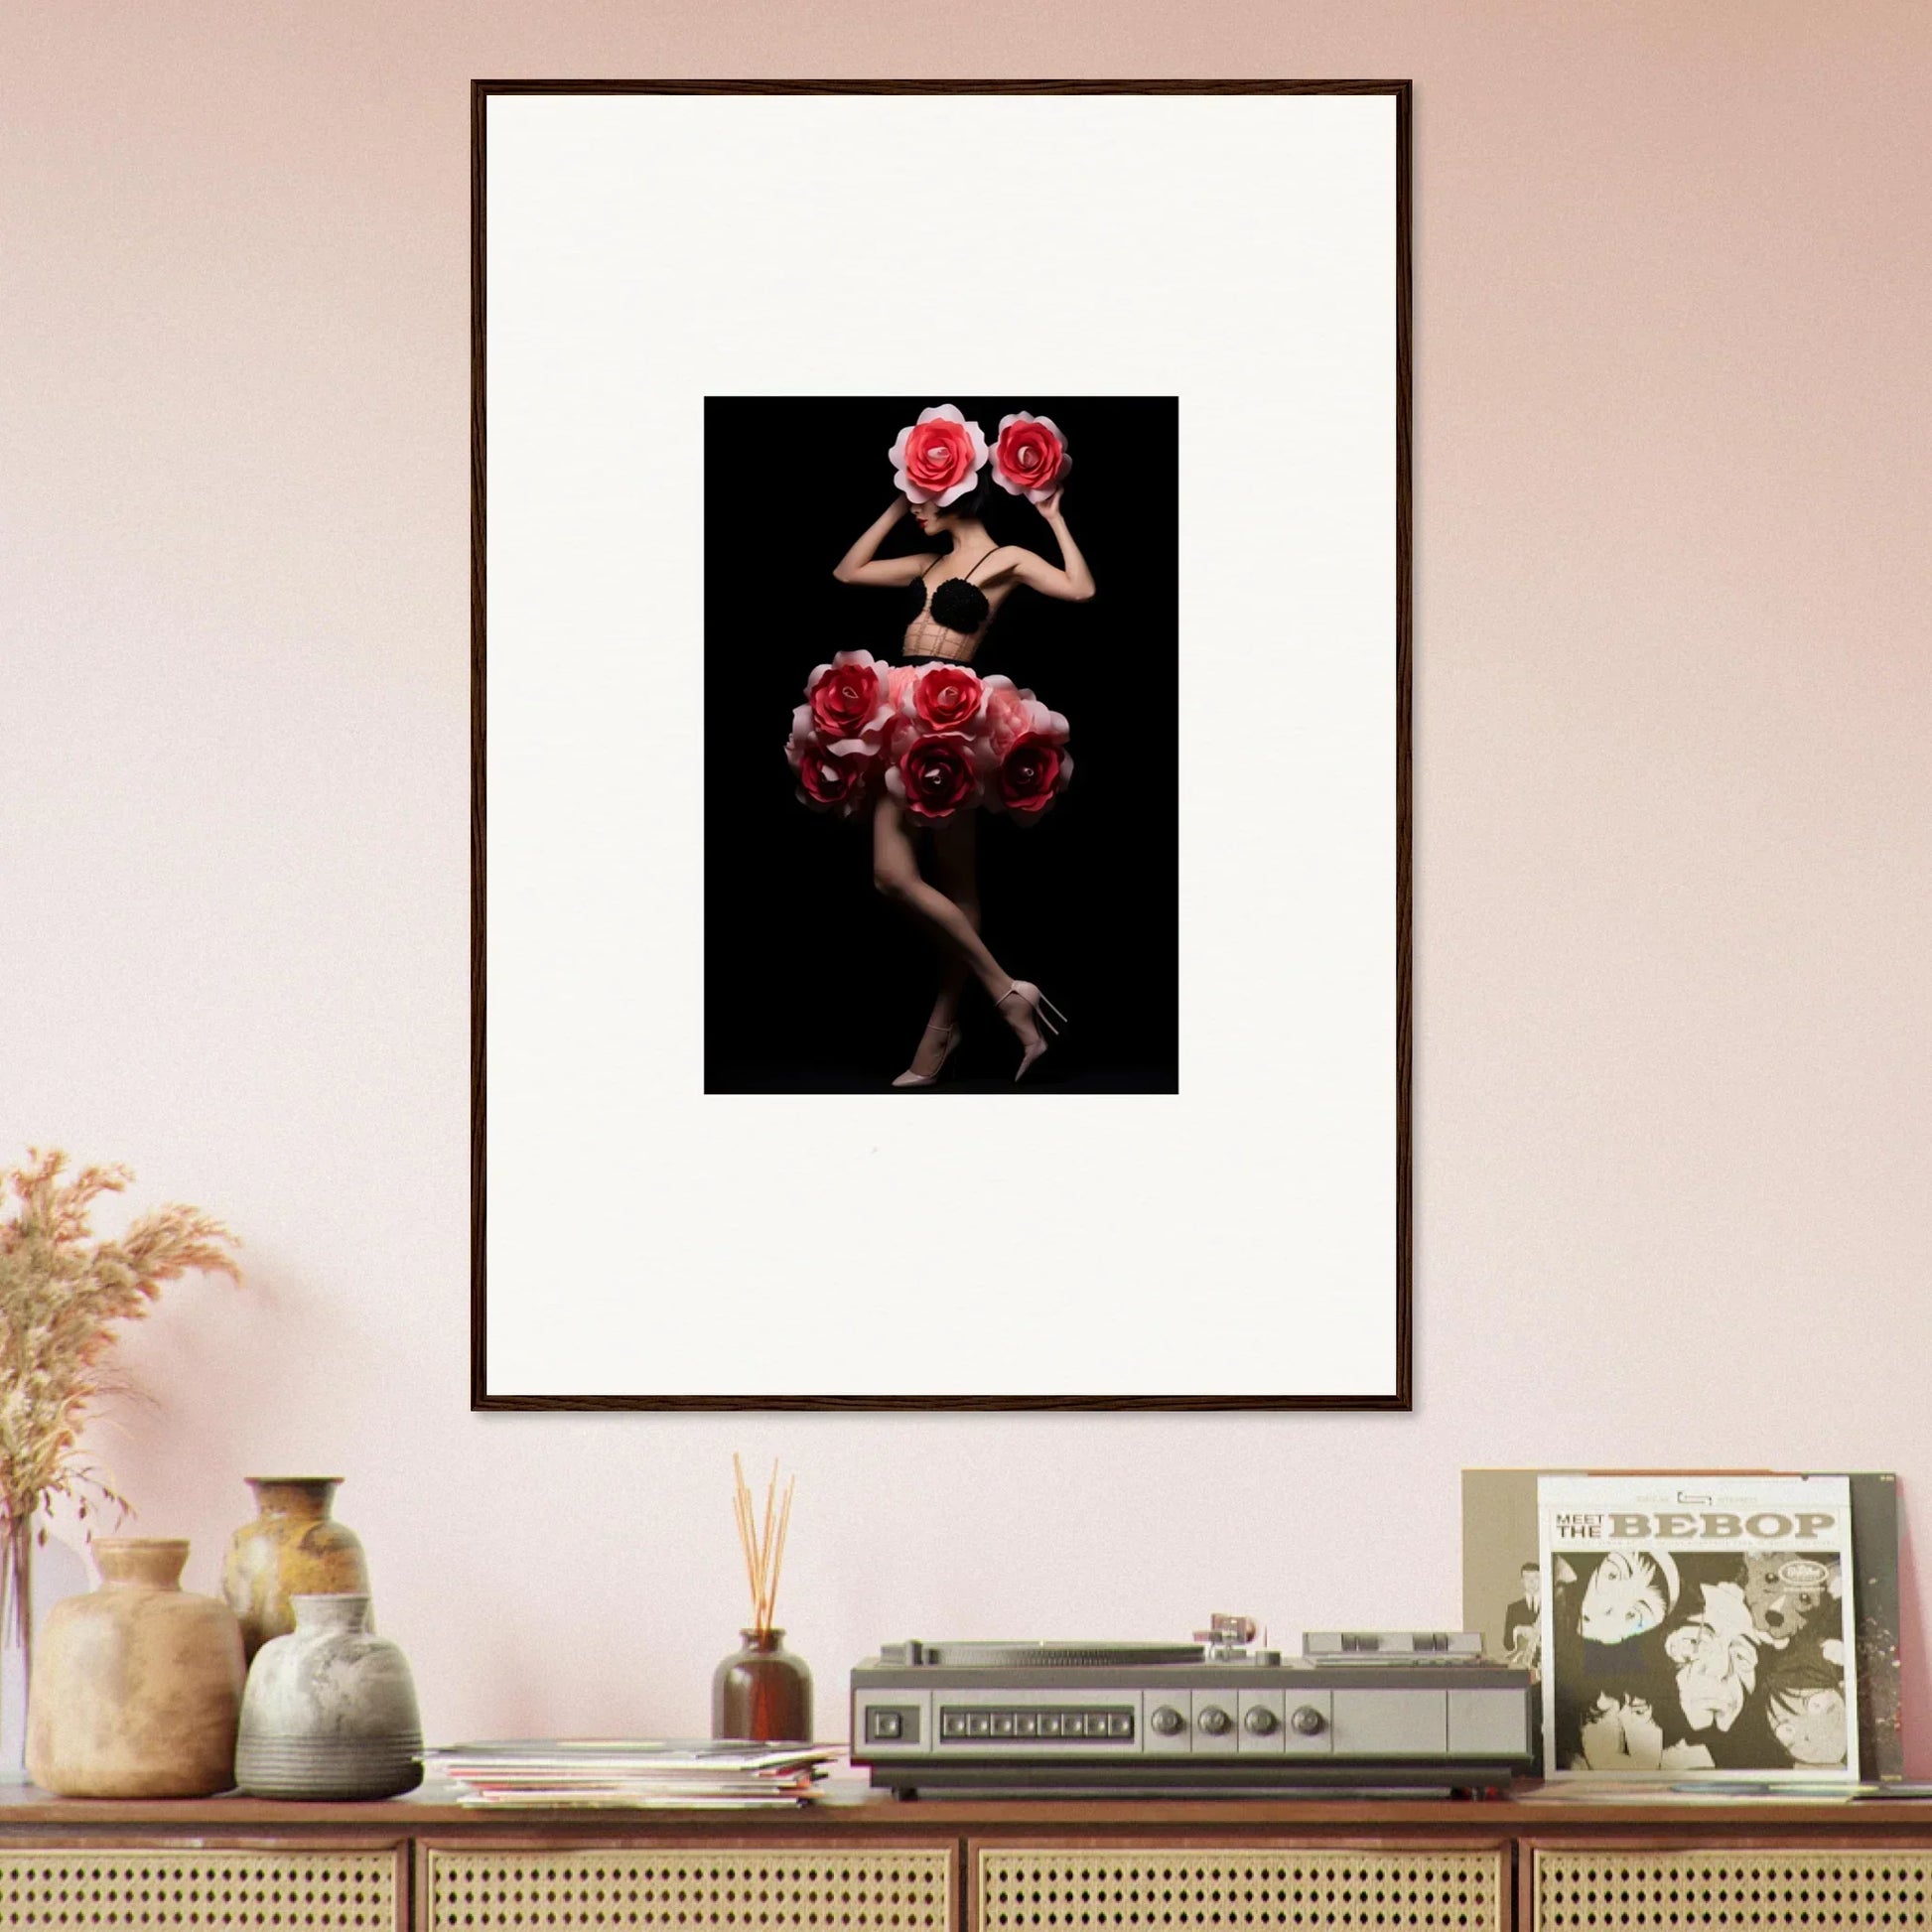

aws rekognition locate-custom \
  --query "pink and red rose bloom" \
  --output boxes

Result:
[991,733,1068,817]
[787,663,1071,825]
[898,660,986,734]
[884,732,983,821]
[804,649,893,741]
[888,404,989,507]
[793,741,877,814]
[990,412,1070,503]
[785,704,881,818]
[981,676,1073,820]
[889,401,1071,508]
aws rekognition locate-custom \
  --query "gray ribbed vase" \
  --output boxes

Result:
[234,1593,422,1799]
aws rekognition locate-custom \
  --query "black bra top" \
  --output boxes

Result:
[908,545,999,634]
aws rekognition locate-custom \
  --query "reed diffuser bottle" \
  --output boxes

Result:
[712,1457,811,1743]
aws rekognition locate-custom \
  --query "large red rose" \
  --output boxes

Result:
[796,748,869,812]
[885,732,982,822]
[786,708,879,819]
[977,676,1072,820]
[991,412,1070,504]
[889,404,988,507]
[902,661,986,734]
[804,649,892,742]
[993,732,1070,819]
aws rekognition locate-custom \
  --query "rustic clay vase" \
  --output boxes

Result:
[221,1477,370,1660]
[26,1538,244,1797]
[712,1627,813,1742]
[235,1593,421,1799]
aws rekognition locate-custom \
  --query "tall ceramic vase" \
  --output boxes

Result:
[26,1539,244,1798]
[221,1477,370,1660]
[235,1593,422,1799]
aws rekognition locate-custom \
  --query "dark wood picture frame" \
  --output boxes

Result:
[471,77,1413,1412]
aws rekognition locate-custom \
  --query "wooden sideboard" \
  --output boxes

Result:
[4,1785,1932,1929]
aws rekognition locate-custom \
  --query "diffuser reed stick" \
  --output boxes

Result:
[732,1454,795,1637]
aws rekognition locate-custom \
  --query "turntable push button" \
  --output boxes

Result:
[1197,1705,1234,1736]
[1108,1713,1134,1738]
[1150,1706,1185,1736]
[1016,1713,1038,1736]
[1039,1714,1063,1736]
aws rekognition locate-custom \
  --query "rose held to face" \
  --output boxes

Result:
[991,411,1070,504]
[889,404,988,506]
[804,650,893,742]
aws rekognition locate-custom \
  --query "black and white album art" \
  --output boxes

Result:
[703,397,1179,1096]
[1548,1547,1853,1775]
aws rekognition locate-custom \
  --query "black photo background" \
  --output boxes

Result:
[703,396,1178,1093]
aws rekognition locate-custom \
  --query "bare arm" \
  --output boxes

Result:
[987,488,1095,602]
[833,498,929,587]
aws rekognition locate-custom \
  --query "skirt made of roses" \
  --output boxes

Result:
[785,649,1074,824]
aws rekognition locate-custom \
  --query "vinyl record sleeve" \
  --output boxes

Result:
[1537,1473,1858,1782]
[1461,1468,1900,1781]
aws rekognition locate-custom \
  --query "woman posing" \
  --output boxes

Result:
[805,405,1093,1087]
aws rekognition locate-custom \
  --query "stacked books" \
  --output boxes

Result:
[423,1740,841,1808]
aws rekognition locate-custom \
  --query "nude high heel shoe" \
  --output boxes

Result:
[996,982,1066,1084]
[893,1021,960,1089]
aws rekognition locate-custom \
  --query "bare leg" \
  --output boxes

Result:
[926,814,980,1025]
[895,813,982,1083]
[873,797,1043,1068]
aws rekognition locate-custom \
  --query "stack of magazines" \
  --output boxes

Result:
[424,1740,842,1807]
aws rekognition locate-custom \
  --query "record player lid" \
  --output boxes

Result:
[885,1640,1205,1668]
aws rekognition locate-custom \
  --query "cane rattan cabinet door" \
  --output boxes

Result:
[974,1846,1504,1932]
[0,1848,401,1931]
[423,1843,955,1931]
[1532,1845,1932,1930]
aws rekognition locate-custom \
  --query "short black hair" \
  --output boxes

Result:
[930,474,994,523]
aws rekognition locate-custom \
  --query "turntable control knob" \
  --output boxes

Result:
[1291,1704,1326,1736]
[1150,1706,1185,1736]
[1243,1706,1279,1736]
[1197,1705,1233,1736]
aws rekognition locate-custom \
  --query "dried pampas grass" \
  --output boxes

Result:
[0,1149,240,1645]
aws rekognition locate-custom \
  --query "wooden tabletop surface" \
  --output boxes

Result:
[0,1779,1929,1832]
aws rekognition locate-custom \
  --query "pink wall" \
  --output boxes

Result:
[4,1,1929,1758]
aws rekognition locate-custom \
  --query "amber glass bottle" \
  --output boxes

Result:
[712,1627,812,1742]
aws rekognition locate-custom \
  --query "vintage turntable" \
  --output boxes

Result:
[850,1616,1533,1796]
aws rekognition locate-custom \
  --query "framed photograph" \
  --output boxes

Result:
[474,80,1411,1409]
